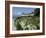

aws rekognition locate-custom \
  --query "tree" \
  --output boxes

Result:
[34,8,40,17]
[34,8,40,29]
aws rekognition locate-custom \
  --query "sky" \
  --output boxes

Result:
[12,7,36,17]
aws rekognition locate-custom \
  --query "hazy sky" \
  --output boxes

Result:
[12,7,35,17]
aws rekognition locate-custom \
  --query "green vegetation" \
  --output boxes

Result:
[13,8,40,30]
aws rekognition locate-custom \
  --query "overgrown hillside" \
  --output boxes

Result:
[13,8,40,30]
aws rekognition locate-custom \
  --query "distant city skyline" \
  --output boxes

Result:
[12,7,36,17]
